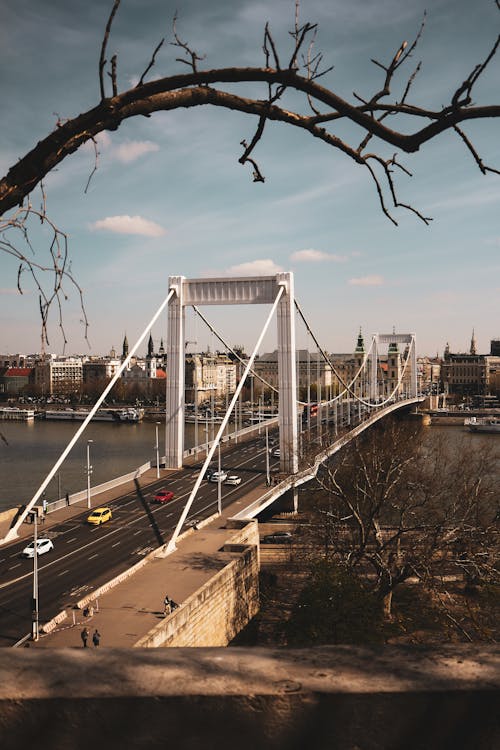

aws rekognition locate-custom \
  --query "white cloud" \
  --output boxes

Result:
[89,215,166,237]
[349,275,384,286]
[114,141,160,163]
[83,134,159,164]
[290,249,348,263]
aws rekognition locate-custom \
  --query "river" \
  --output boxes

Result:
[0,418,233,511]
[0,420,498,512]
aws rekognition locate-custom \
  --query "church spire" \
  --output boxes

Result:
[470,328,477,355]
[147,333,154,358]
[122,333,129,359]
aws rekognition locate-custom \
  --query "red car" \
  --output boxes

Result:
[153,489,174,503]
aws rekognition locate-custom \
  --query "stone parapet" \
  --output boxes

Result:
[0,645,498,750]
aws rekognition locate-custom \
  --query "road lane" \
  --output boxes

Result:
[0,433,278,645]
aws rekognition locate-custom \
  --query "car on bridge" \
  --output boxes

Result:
[224,475,241,486]
[87,507,112,525]
[21,538,54,558]
[209,470,228,483]
[153,489,175,503]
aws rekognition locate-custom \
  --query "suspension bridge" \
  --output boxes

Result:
[2,272,423,547]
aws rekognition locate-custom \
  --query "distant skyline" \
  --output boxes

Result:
[1,0,499,357]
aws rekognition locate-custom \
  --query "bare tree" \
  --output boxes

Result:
[301,417,499,623]
[1,0,499,342]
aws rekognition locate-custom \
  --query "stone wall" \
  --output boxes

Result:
[135,520,260,648]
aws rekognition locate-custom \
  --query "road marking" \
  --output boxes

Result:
[9,563,21,571]
[88,554,99,560]
[133,530,142,536]
[57,569,70,577]
[111,542,120,548]
[66,537,77,544]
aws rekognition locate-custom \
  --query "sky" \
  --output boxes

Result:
[0,0,499,359]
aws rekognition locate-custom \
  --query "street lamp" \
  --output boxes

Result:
[31,510,39,641]
[217,442,222,515]
[265,424,270,486]
[155,422,160,479]
[86,439,93,509]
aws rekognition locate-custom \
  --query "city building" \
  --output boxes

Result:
[33,357,84,397]
[185,353,237,405]
[0,367,33,395]
[440,331,500,403]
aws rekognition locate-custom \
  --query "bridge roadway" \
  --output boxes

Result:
[0,431,279,648]
[0,398,421,647]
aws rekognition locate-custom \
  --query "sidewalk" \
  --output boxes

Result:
[20,480,266,649]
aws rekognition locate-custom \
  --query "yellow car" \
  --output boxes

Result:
[87,507,112,525]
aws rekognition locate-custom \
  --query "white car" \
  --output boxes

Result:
[209,470,228,482]
[22,538,54,558]
[270,447,281,457]
[225,475,241,486]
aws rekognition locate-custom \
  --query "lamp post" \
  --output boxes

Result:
[155,422,160,479]
[31,510,39,641]
[217,442,222,515]
[265,424,270,486]
[86,439,93,509]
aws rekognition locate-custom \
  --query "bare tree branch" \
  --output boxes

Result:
[1,2,499,342]
[99,0,121,100]
[137,38,165,87]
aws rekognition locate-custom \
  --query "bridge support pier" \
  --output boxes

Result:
[276,487,299,515]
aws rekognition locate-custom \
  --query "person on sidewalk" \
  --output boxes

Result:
[81,627,89,647]
[92,629,101,647]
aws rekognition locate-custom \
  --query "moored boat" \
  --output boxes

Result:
[464,416,500,434]
[44,407,144,423]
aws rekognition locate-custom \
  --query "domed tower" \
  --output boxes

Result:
[354,328,365,396]
[146,333,157,379]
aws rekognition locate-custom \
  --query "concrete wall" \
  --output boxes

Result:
[0,645,498,750]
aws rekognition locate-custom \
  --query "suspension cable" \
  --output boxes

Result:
[3,288,176,543]
[294,298,416,409]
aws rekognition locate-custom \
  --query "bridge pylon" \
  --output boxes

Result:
[165,273,298,476]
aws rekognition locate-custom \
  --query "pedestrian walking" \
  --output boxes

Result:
[92,629,101,647]
[65,492,70,507]
[81,627,89,648]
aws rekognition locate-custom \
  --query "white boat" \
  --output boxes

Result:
[44,408,144,423]
[0,407,35,421]
[464,417,500,434]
